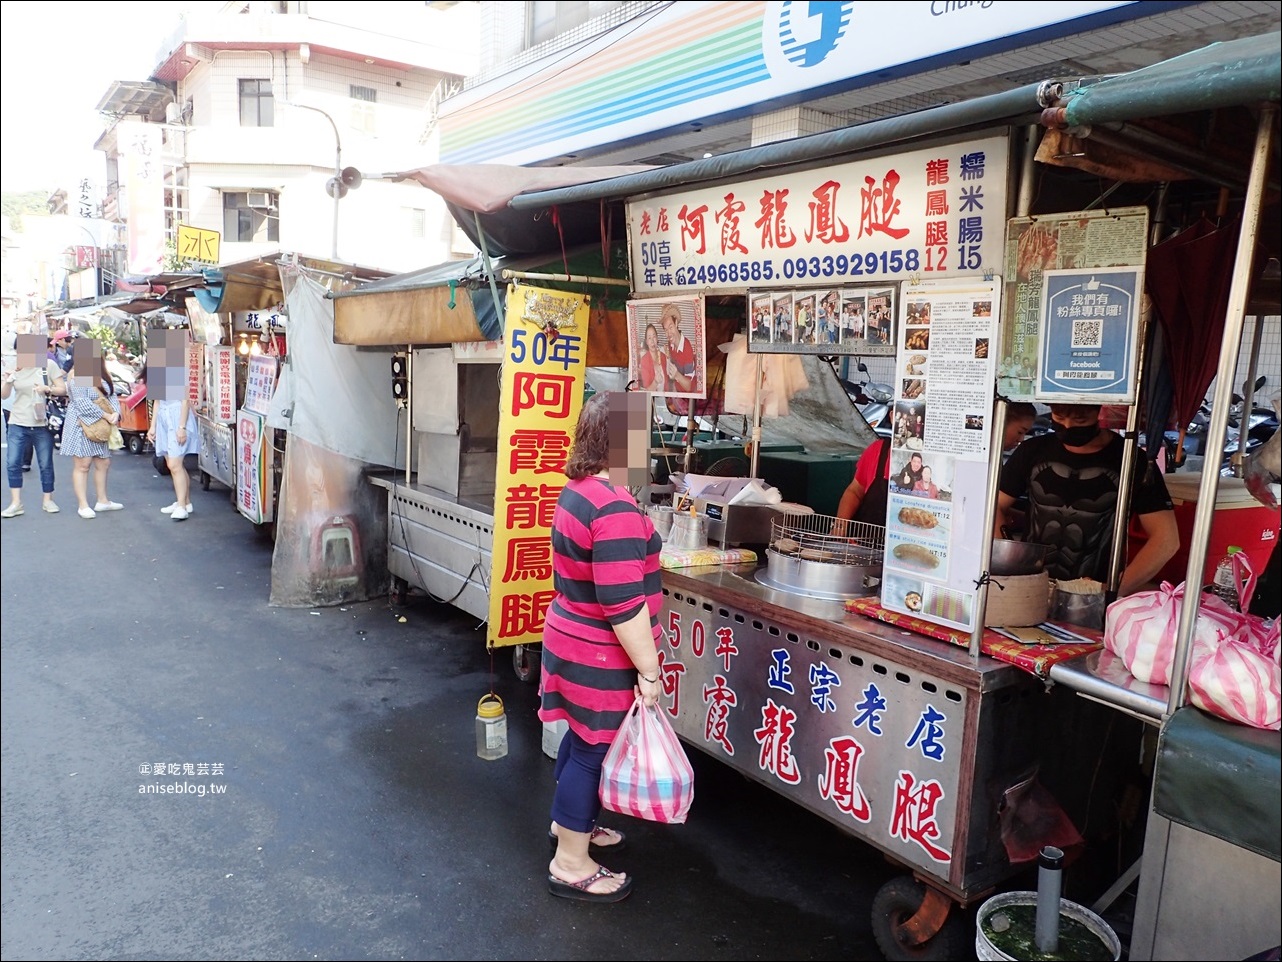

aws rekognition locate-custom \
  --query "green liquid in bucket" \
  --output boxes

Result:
[982,904,1113,961]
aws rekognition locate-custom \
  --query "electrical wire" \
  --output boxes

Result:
[386,403,487,609]
[443,3,675,124]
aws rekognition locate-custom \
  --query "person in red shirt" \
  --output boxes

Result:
[660,305,696,393]
[636,322,669,393]
[833,438,892,533]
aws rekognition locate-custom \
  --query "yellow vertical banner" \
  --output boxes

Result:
[487,285,592,648]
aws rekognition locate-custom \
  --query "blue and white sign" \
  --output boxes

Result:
[440,1,1144,166]
[1035,267,1142,403]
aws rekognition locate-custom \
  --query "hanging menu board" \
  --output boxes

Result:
[878,277,1002,631]
[999,207,1149,400]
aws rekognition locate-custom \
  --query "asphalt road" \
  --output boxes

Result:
[1,449,900,961]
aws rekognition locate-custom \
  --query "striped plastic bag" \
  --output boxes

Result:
[1188,606,1281,731]
[599,696,694,824]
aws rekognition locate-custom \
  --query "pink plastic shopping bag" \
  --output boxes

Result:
[1188,607,1281,731]
[1103,581,1239,685]
[599,696,695,824]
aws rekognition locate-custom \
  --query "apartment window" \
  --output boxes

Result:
[350,84,377,135]
[223,191,279,243]
[239,79,274,127]
[529,1,625,47]
[403,207,426,239]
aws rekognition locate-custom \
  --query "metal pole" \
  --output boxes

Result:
[284,102,342,260]
[1105,309,1149,600]
[970,125,1041,656]
[750,353,763,479]
[1165,103,1276,717]
[405,346,413,486]
[332,135,341,262]
[1232,317,1266,476]
[501,269,630,287]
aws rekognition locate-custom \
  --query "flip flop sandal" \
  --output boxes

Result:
[547,866,632,903]
[547,826,627,853]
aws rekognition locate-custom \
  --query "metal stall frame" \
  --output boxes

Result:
[507,32,1282,961]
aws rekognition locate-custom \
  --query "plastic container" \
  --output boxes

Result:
[1212,545,1244,610]
[1131,473,1279,588]
[475,693,508,761]
[647,504,675,541]
[976,891,1120,961]
[668,512,708,550]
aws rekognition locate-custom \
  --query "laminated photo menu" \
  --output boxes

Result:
[878,277,1002,631]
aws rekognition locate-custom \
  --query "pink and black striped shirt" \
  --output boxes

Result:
[538,476,662,744]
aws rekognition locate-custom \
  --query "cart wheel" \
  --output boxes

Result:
[870,876,969,962]
[512,644,541,684]
[126,434,145,455]
[388,576,409,607]
[200,471,211,491]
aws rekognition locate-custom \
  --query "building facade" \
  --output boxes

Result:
[444,1,1281,167]
[94,0,481,275]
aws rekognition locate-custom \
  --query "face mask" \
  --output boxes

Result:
[1052,421,1100,447]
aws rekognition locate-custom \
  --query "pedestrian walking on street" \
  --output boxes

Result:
[62,349,122,519]
[1,334,66,517]
[539,391,663,904]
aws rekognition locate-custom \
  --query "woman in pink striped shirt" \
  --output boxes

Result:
[540,391,662,903]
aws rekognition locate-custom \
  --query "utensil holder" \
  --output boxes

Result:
[669,512,707,550]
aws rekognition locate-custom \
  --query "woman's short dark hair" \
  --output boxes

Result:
[1007,401,1037,421]
[565,392,612,480]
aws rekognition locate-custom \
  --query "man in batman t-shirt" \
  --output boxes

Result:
[997,403,1178,597]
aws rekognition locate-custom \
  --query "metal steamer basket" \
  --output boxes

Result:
[756,512,885,600]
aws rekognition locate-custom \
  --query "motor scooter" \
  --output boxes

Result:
[116,379,151,455]
[840,361,894,439]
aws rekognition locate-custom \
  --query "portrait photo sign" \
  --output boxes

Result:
[626,294,707,399]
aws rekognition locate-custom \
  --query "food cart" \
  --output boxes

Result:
[337,33,1279,960]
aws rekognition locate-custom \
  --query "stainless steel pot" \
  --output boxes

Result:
[990,538,1049,576]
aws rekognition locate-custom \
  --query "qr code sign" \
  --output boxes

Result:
[1071,319,1103,348]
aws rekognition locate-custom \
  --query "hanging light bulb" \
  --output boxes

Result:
[237,335,250,356]
[249,339,262,356]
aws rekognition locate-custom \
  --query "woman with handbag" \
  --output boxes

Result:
[539,391,664,904]
[61,353,122,519]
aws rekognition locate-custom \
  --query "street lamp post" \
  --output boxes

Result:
[284,102,342,259]
[75,224,100,305]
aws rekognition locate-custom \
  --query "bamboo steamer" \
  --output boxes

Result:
[984,571,1051,627]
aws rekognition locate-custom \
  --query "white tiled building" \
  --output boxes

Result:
[95,0,481,274]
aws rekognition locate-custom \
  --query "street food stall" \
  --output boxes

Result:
[337,33,1279,961]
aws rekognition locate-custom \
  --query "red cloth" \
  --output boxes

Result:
[846,597,1102,680]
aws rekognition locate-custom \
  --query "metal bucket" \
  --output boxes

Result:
[668,512,708,550]
[647,504,675,540]
[975,891,1120,961]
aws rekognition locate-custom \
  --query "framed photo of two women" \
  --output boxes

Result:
[747,285,898,356]
[626,295,707,399]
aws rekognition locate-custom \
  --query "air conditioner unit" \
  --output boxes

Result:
[246,192,274,209]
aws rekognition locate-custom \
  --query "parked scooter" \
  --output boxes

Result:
[840,361,894,439]
[1163,376,1278,474]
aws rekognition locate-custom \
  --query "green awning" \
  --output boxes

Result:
[1060,31,1281,128]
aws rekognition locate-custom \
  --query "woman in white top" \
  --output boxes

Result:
[1,336,66,517]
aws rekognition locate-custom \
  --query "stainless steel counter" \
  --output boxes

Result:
[1047,649,1169,725]
[662,561,1021,688]
[655,559,1046,902]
